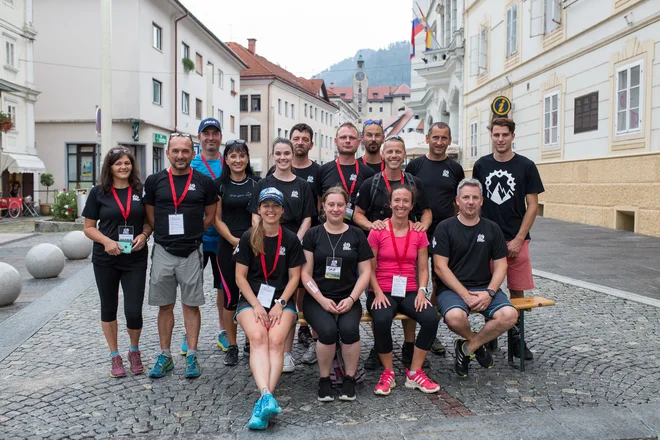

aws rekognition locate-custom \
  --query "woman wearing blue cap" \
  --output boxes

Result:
[233,186,306,430]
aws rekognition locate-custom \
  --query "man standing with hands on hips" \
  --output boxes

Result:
[144,132,218,379]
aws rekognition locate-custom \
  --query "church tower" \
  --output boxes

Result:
[352,54,368,122]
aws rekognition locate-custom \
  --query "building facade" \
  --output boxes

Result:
[34,0,245,191]
[0,0,42,200]
[463,0,660,236]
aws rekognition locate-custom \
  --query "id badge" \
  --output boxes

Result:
[257,284,276,308]
[117,226,134,254]
[168,214,184,235]
[325,257,342,279]
[392,275,407,298]
[344,203,354,221]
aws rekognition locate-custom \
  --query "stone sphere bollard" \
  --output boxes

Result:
[61,231,93,260]
[0,262,22,306]
[25,243,65,279]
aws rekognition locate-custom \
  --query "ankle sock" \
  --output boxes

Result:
[408,369,417,377]
[218,329,226,336]
[161,349,171,358]
[129,345,139,352]
[462,341,474,355]
[110,350,119,357]
[187,349,197,357]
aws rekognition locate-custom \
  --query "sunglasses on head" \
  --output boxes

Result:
[363,119,383,127]
[110,147,131,154]
[170,132,193,140]
[385,135,404,143]
[226,139,247,147]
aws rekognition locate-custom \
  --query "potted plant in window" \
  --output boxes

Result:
[182,57,194,74]
[0,111,14,133]
[39,173,54,216]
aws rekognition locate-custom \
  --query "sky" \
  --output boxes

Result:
[179,0,412,78]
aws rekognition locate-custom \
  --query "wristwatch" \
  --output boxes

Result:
[486,289,496,298]
[418,287,430,299]
[274,298,287,307]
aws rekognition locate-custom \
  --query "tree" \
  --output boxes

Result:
[40,173,54,204]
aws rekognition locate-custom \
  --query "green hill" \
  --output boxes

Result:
[313,41,410,87]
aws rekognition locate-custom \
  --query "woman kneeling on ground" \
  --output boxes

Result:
[301,187,373,402]
[233,187,306,430]
[368,185,440,395]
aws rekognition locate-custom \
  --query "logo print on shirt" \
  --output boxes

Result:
[342,242,351,251]
[432,237,437,248]
[188,183,197,191]
[484,170,516,205]
[142,189,146,198]
[291,191,299,198]
[307,175,314,183]
[349,174,357,181]
[477,234,485,243]
[442,170,449,177]
[132,194,141,202]
[280,246,286,256]
[233,245,239,255]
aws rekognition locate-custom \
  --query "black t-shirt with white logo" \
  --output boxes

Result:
[357,156,385,174]
[472,153,545,241]
[302,225,374,299]
[431,216,508,292]
[216,175,260,238]
[268,162,321,226]
[405,155,464,234]
[249,174,316,234]
[82,185,148,269]
[143,169,218,251]
[355,173,430,222]
[232,227,306,305]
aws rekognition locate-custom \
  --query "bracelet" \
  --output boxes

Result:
[348,296,355,303]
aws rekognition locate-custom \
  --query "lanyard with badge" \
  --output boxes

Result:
[336,159,359,221]
[388,219,411,298]
[257,226,283,308]
[111,186,134,254]
[168,168,193,235]
[362,156,385,172]
[324,227,345,279]
[200,155,221,179]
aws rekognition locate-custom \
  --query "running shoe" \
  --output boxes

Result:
[282,352,295,373]
[260,393,282,420]
[148,353,174,378]
[224,345,239,366]
[339,375,357,401]
[301,341,317,365]
[127,350,144,375]
[511,326,534,360]
[430,337,447,355]
[110,355,126,378]
[475,345,494,369]
[454,339,474,378]
[297,325,313,348]
[318,377,334,402]
[364,347,382,370]
[180,334,188,356]
[405,369,440,393]
[183,354,201,378]
[217,330,230,352]
[247,397,268,430]
[374,369,396,396]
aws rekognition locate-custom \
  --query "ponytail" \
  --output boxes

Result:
[249,216,266,256]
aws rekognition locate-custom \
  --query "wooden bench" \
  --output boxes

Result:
[298,296,555,372]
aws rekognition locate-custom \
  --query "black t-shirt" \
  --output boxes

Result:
[82,185,148,269]
[249,174,316,234]
[357,156,385,174]
[232,227,306,305]
[431,216,508,292]
[472,153,545,241]
[317,160,376,227]
[216,175,260,238]
[302,224,373,299]
[268,162,322,226]
[405,155,464,232]
[143,169,218,250]
[355,173,430,222]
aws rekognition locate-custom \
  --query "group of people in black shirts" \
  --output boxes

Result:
[83,115,544,430]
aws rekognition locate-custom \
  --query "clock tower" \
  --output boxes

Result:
[352,54,368,121]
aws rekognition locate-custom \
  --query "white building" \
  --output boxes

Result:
[463,0,660,236]
[0,0,42,199]
[33,0,246,191]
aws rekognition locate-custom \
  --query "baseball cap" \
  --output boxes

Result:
[198,118,222,134]
[258,187,284,206]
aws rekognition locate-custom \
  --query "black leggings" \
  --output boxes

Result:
[302,294,362,345]
[217,237,239,311]
[203,251,221,289]
[367,291,439,354]
[93,264,146,330]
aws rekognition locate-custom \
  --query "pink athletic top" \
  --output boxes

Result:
[367,224,429,293]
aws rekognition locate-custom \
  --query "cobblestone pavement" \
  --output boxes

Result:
[1,262,659,439]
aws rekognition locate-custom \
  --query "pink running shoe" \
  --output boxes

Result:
[374,369,396,396]
[110,355,126,378]
[405,369,440,393]
[128,350,144,375]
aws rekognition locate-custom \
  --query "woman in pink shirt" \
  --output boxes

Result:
[368,185,440,396]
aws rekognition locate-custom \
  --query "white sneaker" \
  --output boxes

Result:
[301,341,318,365]
[282,352,296,373]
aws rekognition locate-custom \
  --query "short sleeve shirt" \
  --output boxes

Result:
[357,156,385,174]
[216,175,260,238]
[355,173,429,222]
[248,175,316,233]
[316,160,376,209]
[190,154,223,250]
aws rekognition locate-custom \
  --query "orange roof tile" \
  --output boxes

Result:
[328,86,353,101]
[387,109,415,136]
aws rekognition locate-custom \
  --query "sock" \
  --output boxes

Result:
[110,350,119,357]
[218,329,226,335]
[187,349,197,357]
[129,345,139,352]
[261,387,270,397]
[462,341,474,355]
[161,349,171,358]
[408,369,417,377]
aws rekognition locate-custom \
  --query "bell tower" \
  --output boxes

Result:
[352,54,368,120]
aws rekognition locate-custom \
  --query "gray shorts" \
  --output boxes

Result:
[149,243,205,307]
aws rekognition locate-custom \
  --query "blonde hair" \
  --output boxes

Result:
[249,216,266,256]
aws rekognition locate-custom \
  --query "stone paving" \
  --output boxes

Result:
[1,262,659,439]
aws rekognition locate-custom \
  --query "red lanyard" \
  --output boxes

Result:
[168,168,194,213]
[383,172,405,194]
[200,155,221,179]
[260,226,283,284]
[387,219,411,275]
[362,156,385,172]
[336,159,360,197]
[110,186,132,225]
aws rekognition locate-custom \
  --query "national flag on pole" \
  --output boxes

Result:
[425,28,433,51]
[410,17,424,59]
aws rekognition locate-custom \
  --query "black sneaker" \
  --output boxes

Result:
[511,326,533,360]
[364,347,382,370]
[402,343,430,369]
[298,325,313,348]
[243,343,250,358]
[475,345,493,369]
[338,375,357,401]
[453,339,474,378]
[224,345,239,366]
[318,376,334,402]
[430,337,446,356]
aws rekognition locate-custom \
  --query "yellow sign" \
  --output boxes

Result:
[491,96,512,116]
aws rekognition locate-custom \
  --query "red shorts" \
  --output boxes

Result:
[505,239,534,291]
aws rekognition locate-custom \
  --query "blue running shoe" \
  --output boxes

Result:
[148,354,174,378]
[217,330,229,352]
[247,397,268,430]
[183,354,201,378]
[261,393,282,420]
[180,334,188,356]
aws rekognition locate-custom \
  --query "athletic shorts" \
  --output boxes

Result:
[436,288,515,319]
[202,251,221,290]
[499,239,534,291]
[234,296,297,323]
[148,243,205,307]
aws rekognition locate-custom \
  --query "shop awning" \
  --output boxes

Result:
[0,152,47,174]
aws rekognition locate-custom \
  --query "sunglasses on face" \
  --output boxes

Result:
[226,139,247,147]
[363,119,383,127]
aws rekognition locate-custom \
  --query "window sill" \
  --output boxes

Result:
[3,64,18,73]
[153,47,163,53]
[152,102,162,106]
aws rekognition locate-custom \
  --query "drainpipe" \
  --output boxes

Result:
[174,11,188,131]
[266,79,274,171]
